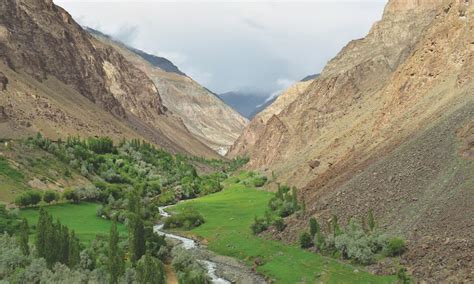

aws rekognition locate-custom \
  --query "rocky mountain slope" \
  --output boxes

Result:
[87,30,248,155]
[229,0,473,281]
[0,0,218,158]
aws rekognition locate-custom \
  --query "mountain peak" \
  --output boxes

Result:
[384,0,445,14]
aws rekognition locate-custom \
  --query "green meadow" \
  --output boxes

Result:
[170,172,396,283]
[20,202,126,244]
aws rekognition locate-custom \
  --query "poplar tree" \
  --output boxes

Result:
[309,217,320,238]
[18,218,29,255]
[108,219,124,284]
[68,230,81,268]
[367,208,376,232]
[136,253,166,284]
[129,213,146,264]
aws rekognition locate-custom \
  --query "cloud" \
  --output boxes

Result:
[242,17,265,31]
[112,24,139,45]
[257,78,295,107]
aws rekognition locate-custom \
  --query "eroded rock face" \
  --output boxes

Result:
[230,0,473,281]
[0,0,164,119]
[88,30,248,154]
[0,0,219,158]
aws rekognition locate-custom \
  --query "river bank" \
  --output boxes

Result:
[155,206,267,284]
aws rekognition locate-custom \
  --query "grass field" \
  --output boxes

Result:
[20,202,126,244]
[170,172,396,283]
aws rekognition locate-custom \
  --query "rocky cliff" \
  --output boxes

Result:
[229,0,473,281]
[88,30,248,155]
[0,0,219,158]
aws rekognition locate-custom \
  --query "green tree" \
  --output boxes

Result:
[129,213,146,264]
[43,191,59,204]
[309,217,320,237]
[136,253,166,284]
[15,192,32,207]
[299,232,313,248]
[68,230,81,268]
[63,189,80,203]
[314,230,326,251]
[28,191,42,205]
[127,191,141,216]
[108,219,124,284]
[18,218,29,255]
[367,208,376,232]
[36,208,51,262]
[291,187,298,210]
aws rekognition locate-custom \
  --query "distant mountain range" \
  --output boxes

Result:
[219,74,319,119]
[218,92,269,119]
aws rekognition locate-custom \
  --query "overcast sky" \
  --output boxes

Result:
[56,0,388,96]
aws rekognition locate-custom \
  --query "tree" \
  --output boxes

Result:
[127,191,141,216]
[68,230,81,268]
[331,215,341,237]
[299,232,313,248]
[136,253,166,284]
[309,217,320,238]
[291,187,299,210]
[63,189,80,204]
[367,208,376,232]
[28,191,42,206]
[108,219,124,284]
[18,218,29,255]
[15,193,32,207]
[314,230,326,251]
[43,191,59,204]
[129,213,146,264]
[36,208,51,262]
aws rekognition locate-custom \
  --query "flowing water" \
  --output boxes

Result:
[154,206,231,284]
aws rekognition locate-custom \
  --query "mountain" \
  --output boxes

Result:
[228,0,473,281]
[0,0,219,158]
[85,28,186,77]
[87,29,248,155]
[218,91,269,119]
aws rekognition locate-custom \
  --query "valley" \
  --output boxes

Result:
[0,0,472,283]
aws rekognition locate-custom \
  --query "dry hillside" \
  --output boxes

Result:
[88,30,248,155]
[229,0,473,281]
[0,0,219,158]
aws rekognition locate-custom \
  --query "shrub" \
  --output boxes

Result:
[299,232,313,248]
[15,193,32,208]
[253,176,267,187]
[250,217,268,235]
[28,191,42,206]
[62,189,80,203]
[309,217,320,237]
[15,191,42,207]
[384,237,406,256]
[163,209,204,230]
[314,231,326,251]
[43,191,59,204]
[273,218,286,231]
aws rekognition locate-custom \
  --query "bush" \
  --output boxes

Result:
[250,217,268,235]
[62,189,80,203]
[163,209,204,230]
[15,193,32,208]
[384,237,405,256]
[273,218,286,231]
[43,191,59,204]
[253,176,267,187]
[28,191,42,206]
[299,232,313,248]
[15,191,42,207]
